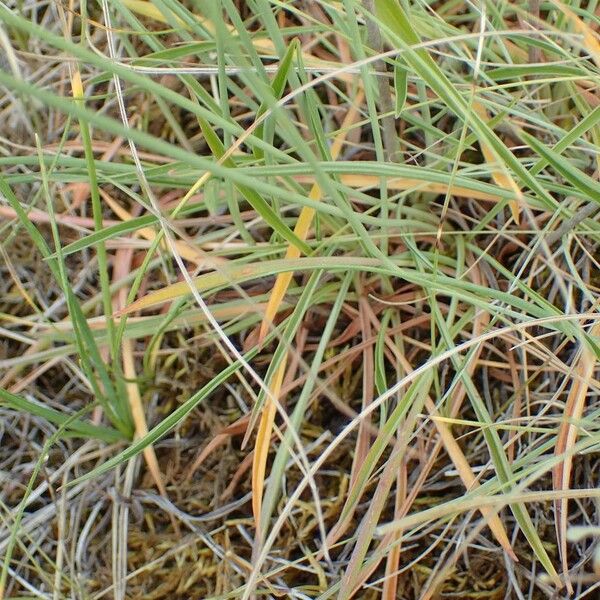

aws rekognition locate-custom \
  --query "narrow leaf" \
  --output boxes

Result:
[198,116,311,255]
[393,64,408,117]
[253,39,299,160]
[0,388,123,443]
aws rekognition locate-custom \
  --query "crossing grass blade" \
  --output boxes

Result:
[0,388,123,443]
[257,89,364,342]
[197,116,311,255]
[2,1,599,596]
[471,101,523,223]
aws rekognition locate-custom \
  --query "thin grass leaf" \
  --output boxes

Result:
[252,359,285,534]
[0,388,123,443]
[253,39,299,160]
[393,63,408,117]
[257,90,364,342]
[67,340,265,487]
[549,0,600,69]
[553,322,600,593]
[197,116,311,255]
[522,131,600,205]
[472,100,523,223]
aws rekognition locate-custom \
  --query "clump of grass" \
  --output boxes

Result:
[1,0,600,598]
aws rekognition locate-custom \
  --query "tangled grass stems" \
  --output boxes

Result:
[1,0,599,598]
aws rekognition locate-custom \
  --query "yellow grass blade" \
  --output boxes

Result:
[252,358,286,534]
[257,90,364,342]
[472,101,523,224]
[116,258,308,315]
[71,68,83,99]
[427,401,517,560]
[121,336,169,497]
[100,190,224,266]
[255,189,317,343]
[294,173,522,203]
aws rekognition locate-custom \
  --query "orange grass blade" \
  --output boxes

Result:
[252,357,287,534]
[381,464,406,600]
[553,324,600,594]
[185,415,250,481]
[251,89,363,548]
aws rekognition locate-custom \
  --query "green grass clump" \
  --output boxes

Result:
[1,0,599,598]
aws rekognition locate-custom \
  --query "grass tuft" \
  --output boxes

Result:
[1,0,599,598]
